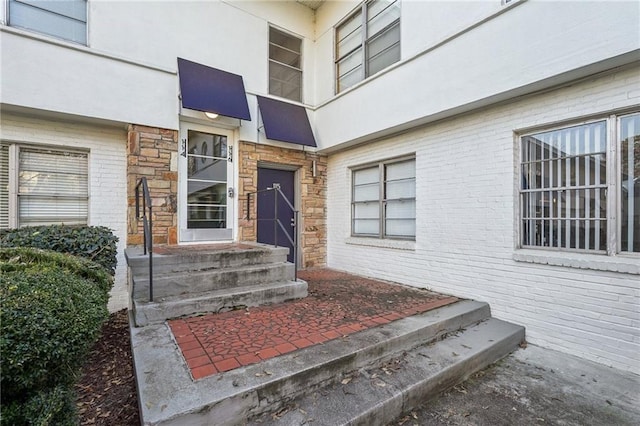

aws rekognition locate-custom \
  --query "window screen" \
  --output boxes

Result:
[269,27,302,102]
[336,0,400,93]
[8,0,87,45]
[352,157,415,239]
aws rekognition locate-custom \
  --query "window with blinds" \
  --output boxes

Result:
[8,0,88,45]
[336,0,400,93]
[17,147,88,226]
[0,144,9,229]
[352,157,415,239]
[269,27,302,102]
[519,112,639,254]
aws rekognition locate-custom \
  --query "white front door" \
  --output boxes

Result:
[178,124,234,242]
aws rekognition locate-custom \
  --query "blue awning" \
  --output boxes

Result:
[257,96,317,147]
[177,58,251,121]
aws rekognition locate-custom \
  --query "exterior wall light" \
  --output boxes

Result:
[204,112,219,119]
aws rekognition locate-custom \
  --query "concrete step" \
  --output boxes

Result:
[125,244,289,277]
[132,262,295,301]
[250,318,525,426]
[132,300,503,426]
[132,280,308,327]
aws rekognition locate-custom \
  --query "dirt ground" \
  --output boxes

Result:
[76,309,139,426]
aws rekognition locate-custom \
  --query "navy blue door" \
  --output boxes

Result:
[257,168,295,263]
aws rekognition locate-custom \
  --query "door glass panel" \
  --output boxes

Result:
[186,130,228,229]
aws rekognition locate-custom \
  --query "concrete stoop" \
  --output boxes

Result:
[131,300,525,426]
[125,243,307,326]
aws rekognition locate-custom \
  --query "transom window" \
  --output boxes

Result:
[519,112,639,254]
[0,143,89,228]
[7,0,88,45]
[352,157,415,239]
[335,0,401,93]
[269,26,302,102]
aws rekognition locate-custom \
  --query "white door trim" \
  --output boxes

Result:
[178,122,236,243]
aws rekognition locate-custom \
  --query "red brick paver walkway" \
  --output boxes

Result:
[168,268,458,380]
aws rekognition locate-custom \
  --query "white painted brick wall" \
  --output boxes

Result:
[327,66,640,373]
[1,113,129,312]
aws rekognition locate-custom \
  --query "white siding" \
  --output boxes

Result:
[0,31,178,131]
[0,113,128,312]
[0,0,316,132]
[314,0,640,149]
[327,65,640,373]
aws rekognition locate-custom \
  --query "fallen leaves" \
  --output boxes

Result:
[75,310,139,426]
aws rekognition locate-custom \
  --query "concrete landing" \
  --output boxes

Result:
[399,344,640,426]
[249,318,524,426]
[129,269,524,425]
[131,300,508,425]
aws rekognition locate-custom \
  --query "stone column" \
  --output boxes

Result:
[127,124,179,246]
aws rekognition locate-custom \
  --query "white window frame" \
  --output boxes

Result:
[351,155,416,240]
[268,25,303,102]
[335,0,401,93]
[6,0,88,45]
[517,111,640,256]
[0,142,89,229]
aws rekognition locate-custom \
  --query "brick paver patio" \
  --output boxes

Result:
[168,268,458,380]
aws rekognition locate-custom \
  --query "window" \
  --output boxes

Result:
[269,27,302,102]
[519,112,639,254]
[352,157,415,239]
[335,0,400,93]
[0,145,9,229]
[7,0,87,45]
[620,114,640,252]
[0,143,89,228]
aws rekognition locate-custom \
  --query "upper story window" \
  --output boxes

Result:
[352,156,415,239]
[269,26,302,102]
[335,0,400,93]
[7,0,87,45]
[519,112,639,254]
[0,143,89,228]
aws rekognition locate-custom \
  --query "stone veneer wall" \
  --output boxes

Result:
[127,124,179,246]
[238,141,327,268]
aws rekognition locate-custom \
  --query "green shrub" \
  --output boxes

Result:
[0,247,113,295]
[0,248,110,425]
[0,225,118,275]
[1,385,76,426]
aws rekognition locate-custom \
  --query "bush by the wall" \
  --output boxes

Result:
[0,248,111,425]
[1,385,76,426]
[0,225,118,275]
[0,247,113,295]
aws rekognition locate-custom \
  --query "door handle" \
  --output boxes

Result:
[181,138,187,157]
